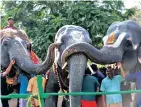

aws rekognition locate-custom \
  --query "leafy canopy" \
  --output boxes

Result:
[1,1,135,60]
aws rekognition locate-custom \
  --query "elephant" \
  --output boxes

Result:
[0,27,92,107]
[0,28,60,106]
[61,20,141,106]
[44,25,92,107]
[0,29,59,75]
[61,20,141,73]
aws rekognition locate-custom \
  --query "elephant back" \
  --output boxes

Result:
[0,28,29,42]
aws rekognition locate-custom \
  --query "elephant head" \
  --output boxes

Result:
[0,29,59,75]
[62,20,141,73]
[53,25,92,107]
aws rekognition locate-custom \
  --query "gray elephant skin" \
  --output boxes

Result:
[0,29,61,107]
[62,20,141,74]
[2,20,140,107]
[48,25,92,107]
[0,29,59,75]
[0,27,93,107]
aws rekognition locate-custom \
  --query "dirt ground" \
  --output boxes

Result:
[9,96,63,107]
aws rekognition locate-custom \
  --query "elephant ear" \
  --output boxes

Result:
[138,45,141,63]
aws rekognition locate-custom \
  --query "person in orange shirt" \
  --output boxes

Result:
[27,75,46,107]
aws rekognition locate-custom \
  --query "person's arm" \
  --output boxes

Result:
[2,59,15,77]
[42,77,47,91]
[100,80,105,92]
[100,80,106,106]
[117,62,126,79]
[117,62,136,82]
[96,87,100,92]
[95,78,100,92]
[27,78,33,93]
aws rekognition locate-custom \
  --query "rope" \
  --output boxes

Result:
[26,91,42,107]
[38,90,42,107]
[26,93,37,107]
[26,76,42,107]
[53,63,69,101]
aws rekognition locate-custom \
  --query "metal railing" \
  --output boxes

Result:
[1,75,141,107]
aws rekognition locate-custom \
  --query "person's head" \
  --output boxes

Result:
[106,66,114,79]
[85,67,91,75]
[91,63,98,71]
[7,17,14,26]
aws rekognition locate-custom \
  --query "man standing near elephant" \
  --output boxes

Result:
[81,68,100,107]
[90,63,105,107]
[100,66,125,107]
[118,62,141,107]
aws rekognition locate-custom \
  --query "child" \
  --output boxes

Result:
[18,72,31,107]
[27,75,46,107]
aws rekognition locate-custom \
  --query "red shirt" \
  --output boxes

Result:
[30,50,40,64]
[4,25,18,30]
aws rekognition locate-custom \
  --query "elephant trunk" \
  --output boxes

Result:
[62,42,123,65]
[10,43,59,75]
[68,53,87,107]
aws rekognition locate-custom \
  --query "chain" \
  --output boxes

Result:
[53,63,69,101]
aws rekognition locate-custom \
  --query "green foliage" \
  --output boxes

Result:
[1,1,135,60]
[130,8,141,25]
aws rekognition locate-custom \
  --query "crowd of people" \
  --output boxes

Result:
[1,17,141,107]
[81,63,141,107]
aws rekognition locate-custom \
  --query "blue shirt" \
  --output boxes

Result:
[81,74,99,101]
[18,74,28,94]
[126,72,141,106]
[100,75,123,104]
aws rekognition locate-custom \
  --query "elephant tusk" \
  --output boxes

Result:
[87,63,95,74]
[62,62,68,70]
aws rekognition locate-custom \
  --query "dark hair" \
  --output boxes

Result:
[8,17,14,21]
[85,68,91,74]
[107,66,112,69]
[91,63,98,71]
[106,66,114,73]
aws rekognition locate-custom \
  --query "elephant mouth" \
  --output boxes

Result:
[61,42,124,66]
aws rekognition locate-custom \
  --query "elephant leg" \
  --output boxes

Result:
[45,96,58,107]
[45,69,59,107]
[62,97,70,107]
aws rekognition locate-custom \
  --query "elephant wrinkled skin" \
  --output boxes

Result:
[62,20,141,74]
[45,25,92,107]
[0,29,59,75]
[0,27,93,107]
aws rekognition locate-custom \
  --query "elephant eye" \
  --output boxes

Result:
[107,32,115,44]
[22,41,28,48]
[126,40,132,47]
[2,37,10,45]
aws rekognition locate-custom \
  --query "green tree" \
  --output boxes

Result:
[130,8,141,25]
[1,1,135,60]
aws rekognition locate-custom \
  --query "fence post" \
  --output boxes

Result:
[37,75,45,107]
